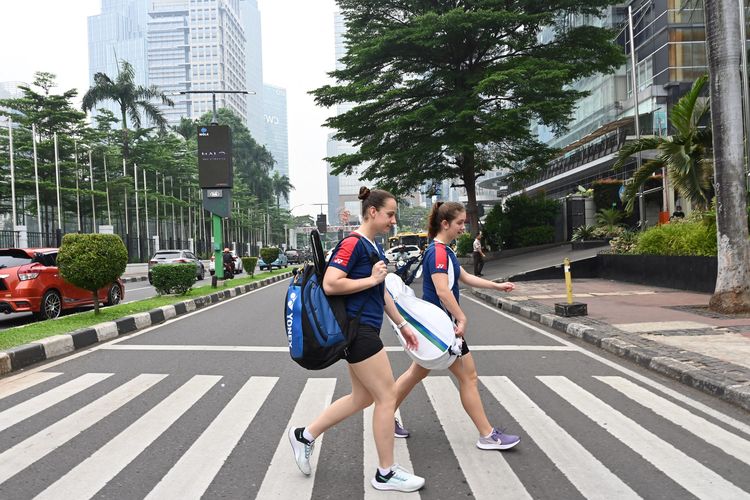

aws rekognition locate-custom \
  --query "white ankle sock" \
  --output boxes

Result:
[378,466,393,476]
[302,428,314,442]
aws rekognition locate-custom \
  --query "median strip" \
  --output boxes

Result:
[0,269,295,375]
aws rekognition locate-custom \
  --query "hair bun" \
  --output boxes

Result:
[358,186,371,200]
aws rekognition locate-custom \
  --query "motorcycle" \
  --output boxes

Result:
[394,252,423,285]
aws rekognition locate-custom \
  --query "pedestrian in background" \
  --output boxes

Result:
[473,231,485,276]
[288,187,425,493]
[393,201,521,451]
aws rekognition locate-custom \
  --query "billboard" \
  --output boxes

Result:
[197,125,233,188]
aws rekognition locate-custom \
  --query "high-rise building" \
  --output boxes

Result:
[88,0,150,120]
[240,0,265,144]
[147,0,247,125]
[263,84,289,208]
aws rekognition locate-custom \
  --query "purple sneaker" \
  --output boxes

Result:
[394,418,410,438]
[476,427,520,450]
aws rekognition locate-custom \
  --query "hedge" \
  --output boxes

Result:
[260,247,280,263]
[241,256,258,276]
[151,264,196,295]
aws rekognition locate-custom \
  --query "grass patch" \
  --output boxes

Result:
[0,268,294,351]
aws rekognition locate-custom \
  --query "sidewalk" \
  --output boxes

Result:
[471,277,750,411]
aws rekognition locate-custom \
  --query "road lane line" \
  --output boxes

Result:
[481,376,640,500]
[0,372,62,401]
[145,376,278,499]
[0,279,287,382]
[422,377,531,500]
[0,373,112,433]
[596,376,750,466]
[101,344,575,352]
[34,375,221,500]
[363,407,419,499]
[256,378,336,499]
[0,374,166,485]
[539,376,750,500]
[462,293,750,437]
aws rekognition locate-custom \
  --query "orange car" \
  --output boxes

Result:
[0,248,124,320]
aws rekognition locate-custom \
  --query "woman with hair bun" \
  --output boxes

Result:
[288,186,425,493]
[393,201,521,451]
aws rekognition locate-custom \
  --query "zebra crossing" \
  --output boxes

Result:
[0,371,749,499]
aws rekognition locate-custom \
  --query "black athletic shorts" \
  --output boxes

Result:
[345,324,384,364]
[458,337,470,356]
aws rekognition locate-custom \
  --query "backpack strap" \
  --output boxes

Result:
[329,233,385,322]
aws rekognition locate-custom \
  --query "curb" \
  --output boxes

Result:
[471,288,750,412]
[122,276,148,284]
[0,272,294,376]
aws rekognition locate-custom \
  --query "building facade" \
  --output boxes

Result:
[263,84,289,208]
[240,0,265,145]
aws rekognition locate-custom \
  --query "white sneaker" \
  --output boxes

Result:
[371,464,425,492]
[288,427,314,475]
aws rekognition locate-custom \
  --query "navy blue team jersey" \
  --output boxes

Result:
[422,241,461,309]
[328,233,386,329]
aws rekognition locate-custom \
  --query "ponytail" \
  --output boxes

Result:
[427,201,465,238]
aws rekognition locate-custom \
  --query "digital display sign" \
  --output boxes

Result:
[197,125,233,188]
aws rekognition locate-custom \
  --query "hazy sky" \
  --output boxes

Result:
[0,0,338,218]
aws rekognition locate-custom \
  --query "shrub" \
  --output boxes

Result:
[482,193,560,249]
[609,230,639,254]
[571,225,596,241]
[633,220,717,256]
[151,264,196,295]
[456,233,474,257]
[260,247,280,263]
[57,234,128,314]
[241,256,258,276]
[515,225,555,247]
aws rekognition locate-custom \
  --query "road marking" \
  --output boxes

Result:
[145,376,278,499]
[0,279,287,384]
[363,407,419,499]
[0,373,112,433]
[0,374,166,485]
[34,375,221,500]
[481,376,640,500]
[0,372,62,401]
[256,378,336,499]
[101,344,576,352]
[539,376,750,500]
[461,293,750,437]
[124,286,153,292]
[596,376,750,466]
[422,377,531,500]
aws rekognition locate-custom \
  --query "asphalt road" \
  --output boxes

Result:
[1,264,749,499]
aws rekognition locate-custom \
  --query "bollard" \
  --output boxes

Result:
[554,257,587,317]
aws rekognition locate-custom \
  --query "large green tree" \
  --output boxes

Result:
[614,75,713,212]
[81,59,174,160]
[313,0,625,231]
[704,0,750,313]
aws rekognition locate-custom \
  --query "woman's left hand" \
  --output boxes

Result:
[400,324,419,350]
[495,281,515,292]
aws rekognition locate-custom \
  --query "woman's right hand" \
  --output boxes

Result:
[454,317,467,337]
[370,261,388,284]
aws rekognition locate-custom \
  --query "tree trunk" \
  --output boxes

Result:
[461,150,480,236]
[92,290,100,315]
[705,0,750,313]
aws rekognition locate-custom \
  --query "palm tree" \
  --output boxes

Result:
[613,75,713,212]
[271,171,294,209]
[81,60,174,160]
[704,0,750,313]
[172,116,196,141]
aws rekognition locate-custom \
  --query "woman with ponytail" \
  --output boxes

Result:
[288,187,425,493]
[393,201,521,451]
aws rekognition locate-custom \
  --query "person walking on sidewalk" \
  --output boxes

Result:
[393,201,521,451]
[473,231,485,276]
[288,187,425,493]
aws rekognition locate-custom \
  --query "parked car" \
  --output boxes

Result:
[0,248,125,320]
[258,252,288,270]
[209,251,243,276]
[384,244,422,263]
[285,249,300,264]
[148,249,205,283]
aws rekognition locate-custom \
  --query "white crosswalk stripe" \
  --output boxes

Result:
[0,374,166,485]
[596,376,750,467]
[363,407,419,499]
[0,371,748,499]
[422,376,531,500]
[539,376,750,500]
[481,376,640,500]
[145,376,278,500]
[34,375,221,500]
[0,373,112,433]
[0,372,62,401]
[255,378,336,499]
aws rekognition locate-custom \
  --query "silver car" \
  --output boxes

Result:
[148,249,205,283]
